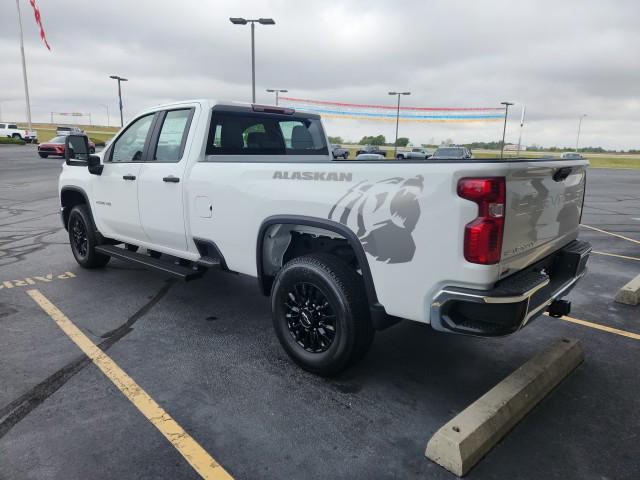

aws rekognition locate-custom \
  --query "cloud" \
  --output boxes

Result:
[1,0,638,148]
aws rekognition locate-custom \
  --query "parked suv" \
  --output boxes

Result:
[356,145,386,157]
[56,126,84,136]
[431,146,472,159]
[331,144,349,159]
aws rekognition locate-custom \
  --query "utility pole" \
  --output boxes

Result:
[230,17,276,103]
[516,105,526,157]
[15,0,33,134]
[100,104,110,127]
[109,75,128,127]
[266,89,288,106]
[500,101,514,159]
[389,91,411,158]
[576,114,587,152]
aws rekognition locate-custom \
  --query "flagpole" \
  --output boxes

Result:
[15,0,33,135]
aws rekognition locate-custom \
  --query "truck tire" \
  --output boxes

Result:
[12,133,22,140]
[68,205,110,268]
[397,154,405,160]
[271,253,374,376]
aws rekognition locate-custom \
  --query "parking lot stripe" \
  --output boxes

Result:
[26,289,234,480]
[546,313,640,341]
[592,251,640,262]
[581,224,640,245]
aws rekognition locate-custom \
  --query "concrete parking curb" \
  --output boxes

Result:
[425,338,584,477]
[614,274,640,306]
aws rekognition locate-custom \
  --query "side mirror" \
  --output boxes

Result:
[88,155,103,175]
[65,135,90,165]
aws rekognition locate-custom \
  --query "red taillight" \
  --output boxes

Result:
[457,177,506,265]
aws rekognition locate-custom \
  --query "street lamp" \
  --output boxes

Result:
[389,91,410,158]
[230,17,276,103]
[266,89,287,106]
[100,104,110,127]
[109,75,128,127]
[576,114,587,152]
[500,101,514,160]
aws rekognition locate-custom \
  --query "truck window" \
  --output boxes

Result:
[152,109,192,162]
[0,124,5,129]
[109,114,154,163]
[206,112,328,157]
[8,124,18,129]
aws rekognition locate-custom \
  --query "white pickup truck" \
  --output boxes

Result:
[58,100,591,375]
[0,122,37,142]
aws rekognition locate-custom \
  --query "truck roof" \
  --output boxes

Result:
[139,99,317,118]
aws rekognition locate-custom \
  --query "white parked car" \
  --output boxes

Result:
[58,100,591,375]
[0,122,37,142]
[396,148,431,160]
[355,153,385,160]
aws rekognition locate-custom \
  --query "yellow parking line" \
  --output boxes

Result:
[581,224,640,245]
[26,289,233,480]
[592,251,640,262]
[545,312,640,341]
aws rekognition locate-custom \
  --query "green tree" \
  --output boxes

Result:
[371,135,386,146]
[396,137,409,147]
[328,136,343,144]
[359,135,386,146]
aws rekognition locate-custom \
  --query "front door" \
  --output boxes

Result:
[92,112,156,242]
[138,108,195,252]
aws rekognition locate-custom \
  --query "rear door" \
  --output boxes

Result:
[138,107,196,252]
[500,159,588,274]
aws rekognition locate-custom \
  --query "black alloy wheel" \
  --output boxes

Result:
[71,214,88,258]
[285,282,337,353]
[271,253,374,376]
[68,205,110,268]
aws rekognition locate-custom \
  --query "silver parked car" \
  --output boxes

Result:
[56,126,84,136]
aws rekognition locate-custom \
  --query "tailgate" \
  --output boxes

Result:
[500,159,588,276]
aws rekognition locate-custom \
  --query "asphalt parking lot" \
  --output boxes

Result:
[1,144,639,479]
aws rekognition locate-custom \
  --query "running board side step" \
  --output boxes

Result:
[95,245,204,281]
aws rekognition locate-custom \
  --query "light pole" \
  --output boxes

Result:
[109,75,128,127]
[230,17,276,103]
[266,89,287,106]
[576,114,587,152]
[389,91,410,158]
[100,104,110,127]
[500,101,514,160]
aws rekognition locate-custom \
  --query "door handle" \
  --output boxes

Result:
[122,174,136,180]
[163,176,180,183]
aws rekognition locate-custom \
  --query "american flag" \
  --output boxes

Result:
[28,0,51,50]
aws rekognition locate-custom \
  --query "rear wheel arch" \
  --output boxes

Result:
[256,215,382,311]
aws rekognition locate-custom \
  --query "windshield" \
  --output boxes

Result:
[48,136,67,144]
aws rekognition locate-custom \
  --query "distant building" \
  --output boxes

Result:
[504,143,526,151]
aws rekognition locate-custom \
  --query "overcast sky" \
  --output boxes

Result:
[1,0,639,149]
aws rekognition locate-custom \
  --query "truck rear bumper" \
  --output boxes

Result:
[430,240,592,337]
